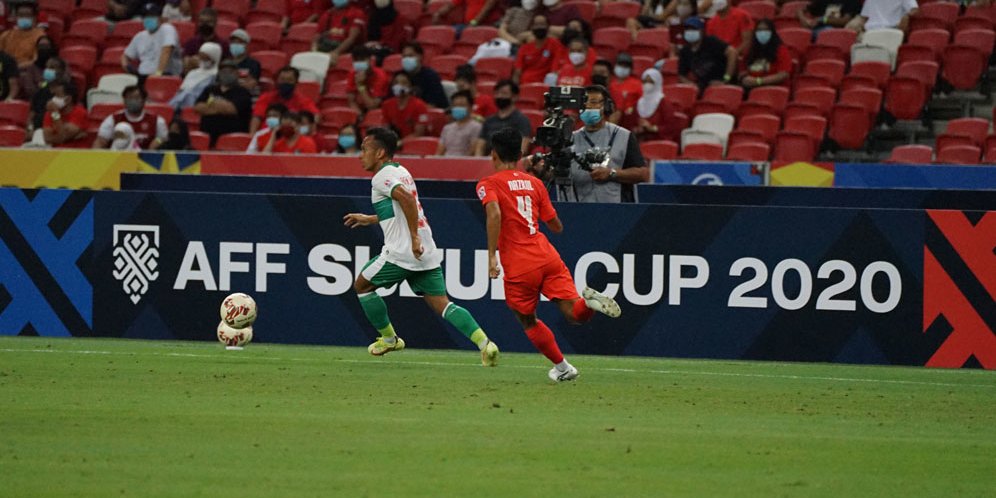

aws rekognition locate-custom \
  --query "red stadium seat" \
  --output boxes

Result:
[953,29,996,60]
[790,86,836,117]
[985,135,996,163]
[935,144,981,164]
[699,84,743,115]
[935,133,975,154]
[740,1,777,20]
[774,130,816,161]
[215,19,239,41]
[359,109,386,131]
[779,1,809,18]
[783,102,821,122]
[640,140,679,160]
[884,76,928,120]
[779,27,812,60]
[519,83,549,110]
[283,23,318,56]
[0,101,30,127]
[593,27,632,58]
[784,115,827,152]
[424,108,448,136]
[903,29,949,60]
[804,59,846,87]
[456,26,499,50]
[911,2,959,32]
[839,87,882,126]
[393,0,423,22]
[955,16,995,34]
[216,133,253,151]
[828,103,871,149]
[416,25,457,53]
[736,113,781,144]
[296,81,321,103]
[662,84,698,114]
[88,103,124,127]
[745,86,789,116]
[680,142,724,160]
[144,75,181,103]
[942,118,990,147]
[246,22,283,51]
[61,46,98,73]
[254,51,290,80]
[189,131,210,151]
[896,44,937,66]
[319,106,359,133]
[63,18,108,47]
[173,21,196,45]
[474,57,514,80]
[564,1,597,23]
[846,61,891,90]
[941,45,988,90]
[593,1,641,29]
[631,28,670,59]
[886,144,933,163]
[727,129,767,149]
[246,0,287,25]
[382,54,403,73]
[214,0,250,24]
[895,61,939,93]
[0,126,26,147]
[428,54,470,81]
[105,19,143,48]
[521,109,546,134]
[808,28,857,63]
[145,103,174,122]
[400,136,440,155]
[727,142,770,161]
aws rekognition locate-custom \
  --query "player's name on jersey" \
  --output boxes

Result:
[507,179,535,191]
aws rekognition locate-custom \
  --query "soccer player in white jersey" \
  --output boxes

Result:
[343,127,500,366]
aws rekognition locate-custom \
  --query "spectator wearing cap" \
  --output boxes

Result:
[195,59,253,146]
[94,85,168,150]
[314,0,367,65]
[678,17,737,90]
[347,45,389,113]
[228,29,262,95]
[437,91,482,157]
[0,3,45,65]
[170,42,222,109]
[513,14,564,85]
[123,3,183,78]
[249,66,320,134]
[454,65,497,119]
[182,8,229,72]
[400,42,449,108]
[608,53,643,124]
[705,0,754,55]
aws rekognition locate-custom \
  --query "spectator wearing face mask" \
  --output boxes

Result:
[314,0,367,65]
[400,42,448,109]
[473,79,532,156]
[195,59,253,145]
[109,122,141,150]
[247,103,289,152]
[630,67,683,142]
[249,66,320,134]
[94,85,168,150]
[182,8,229,71]
[739,19,791,90]
[0,3,45,65]
[298,111,329,152]
[678,16,738,90]
[553,20,594,68]
[261,111,318,154]
[42,81,89,148]
[334,123,361,154]
[227,30,261,95]
[454,65,497,119]
[170,42,222,109]
[18,36,55,101]
[665,0,699,57]
[347,45,389,113]
[498,0,539,44]
[556,37,593,87]
[381,71,430,140]
[437,91,482,157]
[591,59,612,88]
[367,0,408,53]
[608,53,642,124]
[123,3,183,78]
[513,14,564,85]
[705,0,754,55]
[27,56,73,133]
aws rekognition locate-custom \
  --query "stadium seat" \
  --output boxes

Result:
[804,59,846,87]
[474,57,514,80]
[727,129,767,149]
[382,54,403,73]
[935,145,981,164]
[779,27,812,60]
[0,125,25,147]
[213,0,250,24]
[735,113,781,144]
[784,115,827,153]
[283,23,318,56]
[744,86,789,116]
[291,52,332,85]
[779,0,809,18]
[62,18,108,47]
[519,109,545,133]
[420,0,464,27]
[593,1,641,29]
[840,74,879,92]
[245,0,287,25]
[680,142,724,160]
[181,107,200,131]
[246,22,283,51]
[188,131,210,151]
[640,140,679,160]
[630,28,670,60]
[146,103,174,122]
[953,29,996,60]
[690,112,735,147]
[88,102,124,128]
[252,51,289,80]
[400,136,440,155]
[215,133,252,152]
[428,54,470,81]
[96,73,138,94]
[935,133,975,154]
[727,142,770,161]
[895,61,939,93]
[663,84,698,114]
[564,0,597,23]
[903,29,950,61]
[790,86,836,117]
[985,137,996,163]
[174,21,196,45]
[884,76,928,120]
[593,27,632,61]
[955,16,995,34]
[416,25,457,53]
[318,107,358,133]
[828,103,872,150]
[941,45,988,91]
[359,109,386,131]
[942,118,990,147]
[456,26,499,49]
[808,29,857,63]
[105,19,143,48]
[698,85,743,115]
[424,108,448,136]
[846,61,892,90]
[774,130,816,161]
[911,2,959,32]
[740,1,777,21]
[850,44,892,67]
[0,101,30,127]
[857,28,904,68]
[896,44,937,66]
[885,144,933,163]
[839,87,883,126]
[61,46,98,73]
[393,0,423,22]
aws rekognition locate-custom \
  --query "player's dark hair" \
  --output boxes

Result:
[366,127,399,157]
[490,127,523,163]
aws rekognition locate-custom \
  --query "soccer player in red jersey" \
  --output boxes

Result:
[476,128,621,382]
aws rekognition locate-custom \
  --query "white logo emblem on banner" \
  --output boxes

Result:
[112,225,160,304]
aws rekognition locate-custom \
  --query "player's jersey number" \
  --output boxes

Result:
[516,196,536,235]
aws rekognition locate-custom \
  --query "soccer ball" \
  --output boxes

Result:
[220,292,257,329]
[217,320,253,348]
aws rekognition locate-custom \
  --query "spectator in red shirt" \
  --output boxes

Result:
[705,0,754,54]
[433,0,503,27]
[41,81,88,148]
[381,71,430,140]
[514,14,563,85]
[555,37,593,87]
[261,111,319,154]
[249,66,320,134]
[347,45,389,113]
[552,19,595,69]
[738,19,792,89]
[366,0,408,52]
[284,0,323,31]
[314,0,366,65]
[608,53,643,123]
[454,65,497,119]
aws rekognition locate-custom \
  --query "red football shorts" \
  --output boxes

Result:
[503,259,580,315]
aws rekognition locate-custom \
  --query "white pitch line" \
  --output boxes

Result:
[1,347,994,389]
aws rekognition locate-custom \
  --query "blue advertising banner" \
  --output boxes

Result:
[1,188,994,368]
[834,163,996,190]
[652,161,763,186]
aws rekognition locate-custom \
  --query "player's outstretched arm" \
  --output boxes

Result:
[544,215,563,234]
[343,213,378,228]
[485,201,502,278]
[391,186,424,260]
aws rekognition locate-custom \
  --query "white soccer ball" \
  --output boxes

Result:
[220,292,257,329]
[217,320,253,348]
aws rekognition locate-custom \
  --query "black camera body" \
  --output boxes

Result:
[532,86,604,185]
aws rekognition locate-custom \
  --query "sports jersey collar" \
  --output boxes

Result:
[382,161,401,168]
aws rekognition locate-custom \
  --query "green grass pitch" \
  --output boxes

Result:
[1,336,994,497]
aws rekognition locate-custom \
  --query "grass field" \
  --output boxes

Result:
[1,336,994,498]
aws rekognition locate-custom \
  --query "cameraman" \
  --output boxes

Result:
[528,85,648,203]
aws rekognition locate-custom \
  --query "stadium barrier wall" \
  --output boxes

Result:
[1,187,993,369]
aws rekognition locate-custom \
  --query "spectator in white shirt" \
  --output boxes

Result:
[847,0,919,33]
[122,3,183,78]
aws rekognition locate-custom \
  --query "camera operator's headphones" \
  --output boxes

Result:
[586,85,615,116]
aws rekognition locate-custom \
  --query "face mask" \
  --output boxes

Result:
[16,17,33,30]
[713,0,727,10]
[542,0,558,7]
[199,60,213,70]
[614,65,631,79]
[532,27,548,39]
[266,116,280,129]
[592,74,608,87]
[684,30,701,44]
[755,30,772,45]
[495,97,512,109]
[451,106,468,120]
[580,108,601,126]
[401,56,418,72]
[299,125,311,135]
[339,134,356,149]
[125,98,143,114]
[111,138,132,150]
[51,96,66,109]
[353,61,369,72]
[643,82,655,94]
[374,0,390,8]
[521,0,537,10]
[42,68,57,82]
[144,17,159,32]
[333,0,349,7]
[198,24,215,36]
[218,72,238,86]
[229,43,246,57]
[392,84,409,96]
[277,83,295,98]
[568,52,586,66]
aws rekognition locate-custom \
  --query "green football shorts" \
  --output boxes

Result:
[360,255,447,296]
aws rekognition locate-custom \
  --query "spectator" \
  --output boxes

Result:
[299,111,330,152]
[314,0,366,65]
[195,59,253,145]
[94,85,168,150]
[400,42,449,108]
[261,111,318,154]
[799,0,862,34]
[107,0,143,22]
[739,19,791,89]
[705,0,754,54]
[162,118,192,150]
[542,0,583,39]
[228,30,261,96]
[608,53,643,123]
[109,122,141,150]
[162,0,192,22]
[249,66,320,133]
[847,0,918,33]
[553,19,594,68]
[27,56,73,132]
[170,42,222,109]
[473,79,532,156]
[123,3,183,78]
[678,17,737,90]
[526,85,648,203]
[366,0,408,52]
[41,81,88,148]
[0,3,46,65]
[0,50,18,102]
[591,59,613,88]
[381,71,430,140]
[285,0,324,31]
[498,0,539,44]
[437,91,482,156]
[433,0,502,29]
[454,65,497,118]
[514,14,563,85]
[632,68,683,142]
[182,8,229,72]
[629,0,676,32]
[347,45,389,113]
[17,36,54,100]
[555,36,593,87]
[664,0,698,57]
[247,103,289,152]
[334,123,361,154]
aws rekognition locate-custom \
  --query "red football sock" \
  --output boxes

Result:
[524,320,564,365]
[572,298,594,323]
